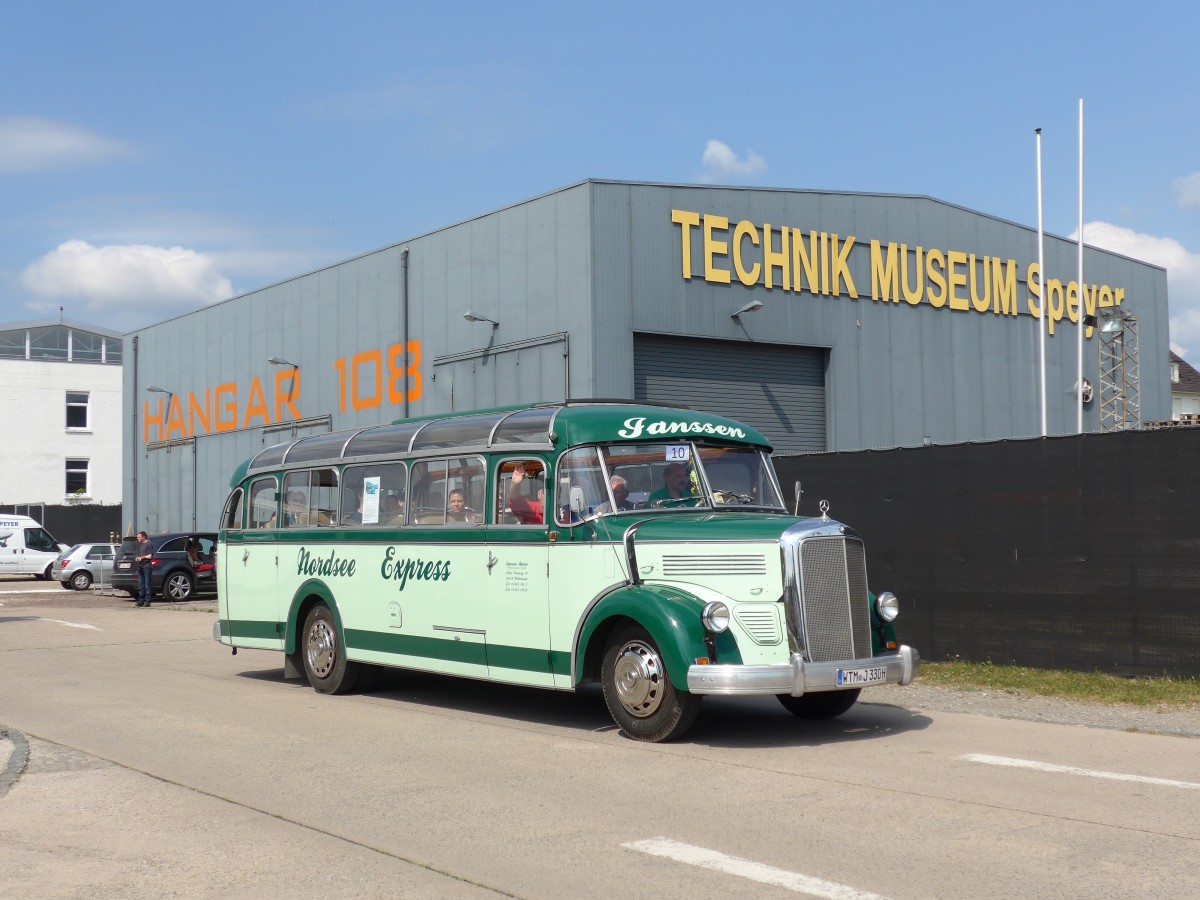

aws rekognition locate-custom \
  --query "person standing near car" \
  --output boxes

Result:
[135,531,154,607]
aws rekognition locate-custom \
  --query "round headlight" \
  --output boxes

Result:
[701,601,730,633]
[875,591,899,623]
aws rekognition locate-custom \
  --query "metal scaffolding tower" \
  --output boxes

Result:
[1098,309,1140,432]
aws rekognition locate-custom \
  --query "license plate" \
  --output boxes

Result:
[116,561,131,570]
[837,665,888,686]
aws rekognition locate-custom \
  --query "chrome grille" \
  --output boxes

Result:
[733,606,782,645]
[797,537,870,662]
[661,554,767,576]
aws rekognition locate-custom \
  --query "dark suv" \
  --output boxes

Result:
[112,533,217,602]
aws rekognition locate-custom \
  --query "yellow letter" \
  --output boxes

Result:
[1026,262,1042,318]
[947,250,969,310]
[902,246,924,306]
[165,395,189,440]
[762,224,789,289]
[274,368,301,422]
[831,235,857,298]
[1046,279,1064,335]
[871,241,899,303]
[703,214,731,284]
[214,383,238,433]
[792,229,818,293]
[969,254,991,313]
[671,209,700,279]
[992,258,1017,316]
[926,249,947,308]
[732,220,761,286]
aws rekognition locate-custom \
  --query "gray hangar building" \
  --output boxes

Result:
[123,179,1170,533]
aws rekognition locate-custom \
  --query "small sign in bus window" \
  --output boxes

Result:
[666,445,690,462]
[362,477,380,524]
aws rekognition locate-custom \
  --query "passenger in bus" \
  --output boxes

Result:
[285,491,309,526]
[342,487,363,525]
[447,489,477,523]
[382,493,405,524]
[648,462,696,506]
[595,475,634,514]
[507,463,544,525]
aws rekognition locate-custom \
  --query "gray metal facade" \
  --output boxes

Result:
[123,180,1170,533]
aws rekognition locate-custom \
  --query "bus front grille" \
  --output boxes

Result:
[796,537,871,662]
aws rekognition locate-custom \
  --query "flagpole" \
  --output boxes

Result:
[1076,98,1085,434]
[1036,128,1047,436]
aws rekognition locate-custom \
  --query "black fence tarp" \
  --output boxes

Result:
[775,428,1200,677]
[1,504,122,549]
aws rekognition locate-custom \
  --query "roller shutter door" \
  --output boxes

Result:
[633,335,826,453]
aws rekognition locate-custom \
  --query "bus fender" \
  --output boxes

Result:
[283,580,343,654]
[574,584,742,691]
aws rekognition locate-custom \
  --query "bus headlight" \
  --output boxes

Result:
[701,601,730,633]
[875,591,899,623]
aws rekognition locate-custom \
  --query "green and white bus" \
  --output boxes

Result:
[215,401,918,742]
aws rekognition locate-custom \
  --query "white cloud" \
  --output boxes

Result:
[1083,221,1200,360]
[0,117,137,174]
[1172,172,1200,210]
[21,240,233,314]
[699,140,767,184]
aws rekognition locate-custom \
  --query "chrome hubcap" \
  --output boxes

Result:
[612,639,664,718]
[307,619,336,678]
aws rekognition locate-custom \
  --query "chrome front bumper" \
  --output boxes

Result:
[686,645,919,696]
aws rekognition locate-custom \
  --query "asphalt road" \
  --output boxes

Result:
[1,583,1197,899]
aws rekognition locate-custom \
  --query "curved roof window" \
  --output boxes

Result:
[250,442,290,470]
[344,422,423,459]
[284,432,351,465]
[490,407,556,445]
[411,412,508,451]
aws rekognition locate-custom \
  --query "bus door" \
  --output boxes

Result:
[231,477,284,650]
[486,459,554,687]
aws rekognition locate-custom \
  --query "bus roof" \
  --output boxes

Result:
[231,401,770,486]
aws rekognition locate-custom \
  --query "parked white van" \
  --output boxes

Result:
[0,515,69,579]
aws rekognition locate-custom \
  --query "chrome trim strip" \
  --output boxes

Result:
[686,645,920,695]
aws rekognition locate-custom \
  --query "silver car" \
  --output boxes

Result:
[55,543,119,591]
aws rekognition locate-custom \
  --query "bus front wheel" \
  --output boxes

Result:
[301,604,360,695]
[601,624,701,742]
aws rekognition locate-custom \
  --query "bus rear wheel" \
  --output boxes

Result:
[301,604,360,695]
[601,624,701,742]
[777,689,861,719]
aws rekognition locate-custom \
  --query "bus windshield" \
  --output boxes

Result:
[594,442,784,514]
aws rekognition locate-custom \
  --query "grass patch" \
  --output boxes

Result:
[920,661,1200,710]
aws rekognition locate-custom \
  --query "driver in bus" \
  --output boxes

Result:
[648,462,696,505]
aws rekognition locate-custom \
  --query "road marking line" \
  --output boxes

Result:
[962,754,1200,791]
[40,619,101,631]
[623,837,892,899]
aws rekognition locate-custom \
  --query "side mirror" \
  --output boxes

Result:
[570,486,586,514]
[793,480,802,516]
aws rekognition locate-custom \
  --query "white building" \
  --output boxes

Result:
[0,319,124,513]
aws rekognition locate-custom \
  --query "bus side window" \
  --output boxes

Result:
[248,478,278,528]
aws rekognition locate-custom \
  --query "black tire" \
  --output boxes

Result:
[777,689,861,720]
[59,580,74,590]
[164,570,194,601]
[601,624,701,742]
[70,570,93,591]
[301,604,361,695]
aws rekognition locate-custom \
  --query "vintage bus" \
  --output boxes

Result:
[215,401,918,742]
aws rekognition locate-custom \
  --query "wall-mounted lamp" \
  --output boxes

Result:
[463,311,499,328]
[267,356,299,367]
[731,299,764,319]
[146,385,173,396]
[1099,314,1124,335]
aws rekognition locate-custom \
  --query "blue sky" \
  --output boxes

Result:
[4,2,1199,355]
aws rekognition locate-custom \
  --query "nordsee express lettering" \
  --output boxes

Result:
[296,547,357,578]
[618,417,746,440]
[380,546,451,591]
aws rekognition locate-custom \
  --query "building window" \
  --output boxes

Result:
[66,459,89,495]
[66,391,90,429]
